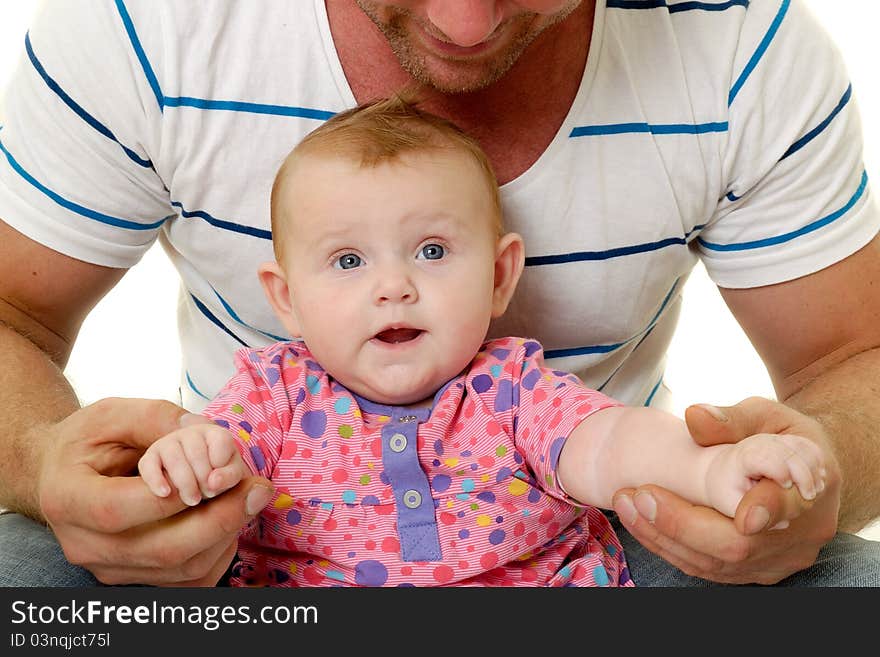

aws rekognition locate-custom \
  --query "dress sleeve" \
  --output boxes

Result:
[0,1,172,267]
[202,344,298,478]
[698,0,880,288]
[477,338,622,502]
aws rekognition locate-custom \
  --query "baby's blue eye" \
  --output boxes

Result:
[335,253,362,270]
[419,244,445,260]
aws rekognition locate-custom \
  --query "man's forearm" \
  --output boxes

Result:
[0,324,80,518]
[785,346,880,532]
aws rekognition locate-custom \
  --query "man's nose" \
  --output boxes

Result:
[425,1,502,48]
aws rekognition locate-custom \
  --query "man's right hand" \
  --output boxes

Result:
[36,397,273,586]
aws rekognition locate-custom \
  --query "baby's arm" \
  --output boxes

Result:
[557,406,826,519]
[138,424,250,506]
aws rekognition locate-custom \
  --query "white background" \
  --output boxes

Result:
[1,1,878,540]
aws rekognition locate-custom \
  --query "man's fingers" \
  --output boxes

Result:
[685,397,791,448]
[734,477,811,535]
[79,398,192,450]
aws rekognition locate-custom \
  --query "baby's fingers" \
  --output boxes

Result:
[777,434,826,499]
[138,450,172,498]
[161,439,204,506]
[740,434,819,502]
[206,460,247,497]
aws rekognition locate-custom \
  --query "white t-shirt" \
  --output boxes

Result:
[1,0,877,412]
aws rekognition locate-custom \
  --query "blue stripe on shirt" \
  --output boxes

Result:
[606,0,748,12]
[211,286,289,342]
[24,33,153,169]
[729,0,791,106]
[115,0,164,111]
[525,225,705,267]
[171,201,272,240]
[190,293,250,347]
[699,170,869,251]
[0,137,168,230]
[569,122,727,138]
[164,97,335,121]
[780,84,852,161]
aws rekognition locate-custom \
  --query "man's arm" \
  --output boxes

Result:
[0,220,273,585]
[0,218,124,515]
[612,233,880,584]
[722,233,880,532]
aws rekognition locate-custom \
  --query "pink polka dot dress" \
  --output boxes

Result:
[203,337,634,587]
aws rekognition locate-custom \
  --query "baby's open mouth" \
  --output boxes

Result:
[375,328,423,344]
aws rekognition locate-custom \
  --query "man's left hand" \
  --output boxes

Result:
[611,397,840,584]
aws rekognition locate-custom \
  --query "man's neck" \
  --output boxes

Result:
[326,1,595,183]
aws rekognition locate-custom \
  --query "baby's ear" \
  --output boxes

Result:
[491,232,525,318]
[257,261,302,338]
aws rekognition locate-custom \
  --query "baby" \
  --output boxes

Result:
[139,96,826,587]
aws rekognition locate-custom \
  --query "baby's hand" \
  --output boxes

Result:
[705,433,826,524]
[138,424,249,506]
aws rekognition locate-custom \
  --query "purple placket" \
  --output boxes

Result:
[354,390,447,563]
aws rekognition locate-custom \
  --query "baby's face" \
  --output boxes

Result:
[273,149,504,406]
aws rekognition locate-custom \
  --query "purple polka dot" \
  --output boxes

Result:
[495,516,504,523]
[295,388,306,404]
[355,560,388,586]
[472,374,493,393]
[459,529,470,539]
[513,452,523,464]
[433,439,444,456]
[265,368,280,386]
[549,436,567,469]
[494,379,514,412]
[432,474,451,492]
[249,446,266,471]
[361,495,380,506]
[270,354,283,365]
[528,488,541,503]
[379,471,390,485]
[488,529,506,545]
[457,511,466,518]
[305,360,324,372]
[214,419,230,429]
[523,341,541,357]
[286,509,302,525]
[461,450,472,457]
[522,369,541,390]
[512,384,520,408]
[301,410,327,438]
[618,566,631,585]
[476,491,496,503]
[470,463,478,471]
[490,348,511,360]
[347,551,356,558]
[273,569,290,584]
[239,421,253,433]
[496,467,512,482]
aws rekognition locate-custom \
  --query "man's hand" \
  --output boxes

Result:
[36,397,274,586]
[611,397,840,584]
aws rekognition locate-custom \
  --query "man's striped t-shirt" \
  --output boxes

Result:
[0,0,877,412]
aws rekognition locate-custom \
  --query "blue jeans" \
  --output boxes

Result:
[0,511,877,586]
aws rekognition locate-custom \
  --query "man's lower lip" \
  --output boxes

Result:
[417,24,497,57]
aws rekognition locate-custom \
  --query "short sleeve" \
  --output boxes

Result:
[0,1,172,267]
[698,0,880,288]
[202,344,298,478]
[474,338,621,501]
